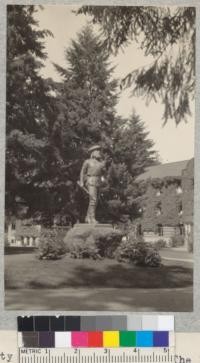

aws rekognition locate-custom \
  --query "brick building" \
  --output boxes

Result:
[136,158,194,249]
[5,219,41,247]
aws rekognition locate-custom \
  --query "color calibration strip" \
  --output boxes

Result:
[18,315,174,332]
[18,330,175,348]
[18,316,174,348]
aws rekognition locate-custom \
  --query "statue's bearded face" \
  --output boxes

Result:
[91,150,101,160]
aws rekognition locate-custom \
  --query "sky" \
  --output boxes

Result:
[35,5,195,163]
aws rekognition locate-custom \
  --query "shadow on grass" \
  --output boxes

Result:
[5,284,193,312]
[5,253,193,290]
[27,263,192,289]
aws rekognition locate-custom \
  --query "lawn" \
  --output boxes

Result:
[5,253,193,290]
[5,252,193,311]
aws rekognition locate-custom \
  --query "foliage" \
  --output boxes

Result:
[6,10,157,225]
[171,234,185,247]
[54,26,118,150]
[64,226,122,259]
[78,6,195,124]
[94,228,123,258]
[38,228,67,260]
[97,112,157,223]
[6,5,59,223]
[54,27,157,224]
[152,239,168,250]
[115,237,161,267]
[69,239,100,260]
[112,113,157,177]
[144,249,162,267]
[53,26,118,223]
[136,179,184,229]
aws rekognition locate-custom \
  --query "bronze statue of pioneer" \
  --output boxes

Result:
[78,145,105,224]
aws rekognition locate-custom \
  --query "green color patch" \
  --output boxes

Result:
[120,331,136,347]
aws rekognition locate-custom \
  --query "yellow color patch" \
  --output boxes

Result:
[103,331,119,347]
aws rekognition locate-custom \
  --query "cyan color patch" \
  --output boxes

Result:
[136,331,153,347]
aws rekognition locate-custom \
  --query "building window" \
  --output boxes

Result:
[176,181,183,194]
[157,224,163,236]
[178,202,183,216]
[21,237,24,246]
[155,202,162,216]
[137,224,143,236]
[176,186,183,194]
[156,189,161,196]
[179,224,185,235]
[11,222,16,230]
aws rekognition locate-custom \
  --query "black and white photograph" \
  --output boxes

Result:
[5,5,195,311]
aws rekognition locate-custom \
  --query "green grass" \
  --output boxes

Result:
[5,253,193,290]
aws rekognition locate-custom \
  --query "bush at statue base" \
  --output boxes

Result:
[115,238,161,267]
[38,228,67,260]
[64,226,123,259]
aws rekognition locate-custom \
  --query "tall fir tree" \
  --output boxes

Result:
[55,26,157,223]
[99,112,157,223]
[55,26,118,151]
[112,112,157,177]
[6,5,57,223]
[54,26,119,222]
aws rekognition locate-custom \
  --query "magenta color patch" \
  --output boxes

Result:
[71,332,88,347]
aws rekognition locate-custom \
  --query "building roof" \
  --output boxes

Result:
[136,160,189,181]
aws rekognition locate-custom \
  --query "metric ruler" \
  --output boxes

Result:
[19,347,175,363]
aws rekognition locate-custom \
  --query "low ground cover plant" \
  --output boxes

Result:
[37,225,161,267]
[115,237,161,267]
[38,228,67,260]
[171,235,185,247]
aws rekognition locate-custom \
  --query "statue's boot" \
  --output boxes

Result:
[90,206,97,224]
[85,210,93,224]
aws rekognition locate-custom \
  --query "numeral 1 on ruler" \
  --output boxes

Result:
[19,348,175,363]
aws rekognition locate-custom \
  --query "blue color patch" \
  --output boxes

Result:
[153,331,169,347]
[136,331,153,347]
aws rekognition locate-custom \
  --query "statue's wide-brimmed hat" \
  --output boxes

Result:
[88,145,101,153]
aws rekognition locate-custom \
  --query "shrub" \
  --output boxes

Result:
[145,249,162,267]
[64,226,123,259]
[115,238,161,267]
[94,229,123,258]
[70,238,100,259]
[38,228,67,260]
[171,235,185,247]
[153,239,167,250]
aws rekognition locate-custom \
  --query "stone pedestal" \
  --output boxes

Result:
[70,223,114,237]
[63,223,115,246]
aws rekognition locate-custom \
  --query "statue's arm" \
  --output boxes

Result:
[80,160,89,186]
[102,155,112,171]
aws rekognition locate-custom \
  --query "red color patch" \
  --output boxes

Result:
[88,332,103,347]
